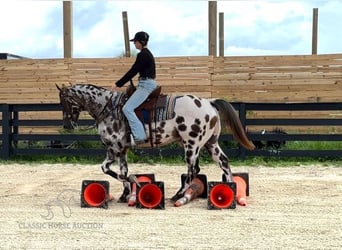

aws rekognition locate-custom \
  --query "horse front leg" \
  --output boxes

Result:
[117,151,131,203]
[101,148,131,203]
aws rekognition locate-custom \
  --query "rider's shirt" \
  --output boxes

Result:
[115,48,156,87]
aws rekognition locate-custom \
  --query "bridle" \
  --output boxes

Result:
[97,80,135,124]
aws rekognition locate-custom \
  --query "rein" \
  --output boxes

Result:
[97,80,135,124]
[96,92,114,125]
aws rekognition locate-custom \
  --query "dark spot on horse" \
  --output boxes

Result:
[106,127,113,135]
[117,141,123,149]
[178,124,187,131]
[195,146,199,154]
[186,150,193,158]
[113,122,120,133]
[209,116,218,129]
[191,124,201,133]
[195,118,201,125]
[172,129,180,138]
[215,147,220,154]
[109,148,115,156]
[188,139,195,145]
[219,153,227,165]
[157,127,165,134]
[194,99,201,108]
[176,116,185,124]
[155,134,162,144]
[189,131,198,138]
[160,121,166,128]
[103,139,113,147]
[187,95,195,99]
[205,114,210,122]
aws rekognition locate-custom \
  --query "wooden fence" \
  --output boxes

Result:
[1,54,342,103]
[1,54,342,133]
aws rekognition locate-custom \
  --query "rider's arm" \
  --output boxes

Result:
[115,54,143,87]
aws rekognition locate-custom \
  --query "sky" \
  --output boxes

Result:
[1,0,342,59]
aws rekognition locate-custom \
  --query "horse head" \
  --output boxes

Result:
[56,84,82,129]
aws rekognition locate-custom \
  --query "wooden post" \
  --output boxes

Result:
[63,1,73,58]
[208,1,217,56]
[312,8,318,55]
[122,11,131,57]
[219,12,224,57]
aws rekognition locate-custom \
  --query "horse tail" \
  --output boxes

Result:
[211,99,255,150]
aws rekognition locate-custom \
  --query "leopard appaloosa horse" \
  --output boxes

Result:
[57,83,254,206]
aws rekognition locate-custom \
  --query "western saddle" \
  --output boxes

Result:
[124,84,166,147]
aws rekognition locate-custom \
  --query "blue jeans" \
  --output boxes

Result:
[122,79,157,141]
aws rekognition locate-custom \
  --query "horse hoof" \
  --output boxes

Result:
[128,194,136,206]
[174,197,189,207]
[171,193,183,202]
[128,200,136,206]
[106,194,115,202]
[117,196,128,203]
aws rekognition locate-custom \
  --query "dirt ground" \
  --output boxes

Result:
[0,163,341,250]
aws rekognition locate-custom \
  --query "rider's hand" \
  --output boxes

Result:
[112,85,119,92]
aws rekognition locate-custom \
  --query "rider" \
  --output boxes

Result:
[112,31,157,145]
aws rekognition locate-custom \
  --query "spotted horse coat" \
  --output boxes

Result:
[57,84,255,206]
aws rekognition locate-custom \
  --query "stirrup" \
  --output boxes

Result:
[129,134,146,146]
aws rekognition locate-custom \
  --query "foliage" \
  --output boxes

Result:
[2,125,341,166]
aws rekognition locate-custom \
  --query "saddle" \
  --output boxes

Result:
[125,84,167,147]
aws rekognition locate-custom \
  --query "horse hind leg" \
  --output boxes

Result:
[171,142,201,202]
[171,157,200,202]
[205,136,233,182]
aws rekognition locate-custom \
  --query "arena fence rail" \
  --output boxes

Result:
[1,102,341,160]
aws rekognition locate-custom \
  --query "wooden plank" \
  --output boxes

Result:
[211,91,342,103]
[1,54,342,105]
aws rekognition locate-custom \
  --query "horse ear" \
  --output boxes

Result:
[56,84,62,91]
[56,83,68,91]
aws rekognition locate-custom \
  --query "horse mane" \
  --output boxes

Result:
[73,83,108,91]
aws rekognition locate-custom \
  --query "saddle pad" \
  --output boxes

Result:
[111,93,179,123]
[152,95,178,122]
